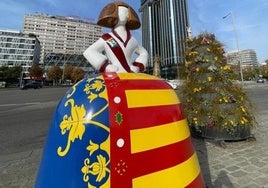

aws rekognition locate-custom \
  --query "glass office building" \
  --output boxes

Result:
[0,29,40,67]
[140,0,189,78]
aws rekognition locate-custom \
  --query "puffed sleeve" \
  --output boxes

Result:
[133,44,149,72]
[83,38,109,72]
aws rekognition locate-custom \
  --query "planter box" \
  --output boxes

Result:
[190,125,252,141]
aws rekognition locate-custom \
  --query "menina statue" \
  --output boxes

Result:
[83,1,149,73]
[35,2,205,188]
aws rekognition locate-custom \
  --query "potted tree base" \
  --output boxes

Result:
[190,125,253,141]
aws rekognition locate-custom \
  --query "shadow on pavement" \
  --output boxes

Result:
[192,136,238,188]
[192,136,213,188]
[213,170,234,188]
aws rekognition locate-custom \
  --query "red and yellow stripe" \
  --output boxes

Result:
[104,72,205,188]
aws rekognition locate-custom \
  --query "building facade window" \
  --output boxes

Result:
[22,13,103,70]
[140,0,189,78]
[0,29,41,67]
[227,49,258,67]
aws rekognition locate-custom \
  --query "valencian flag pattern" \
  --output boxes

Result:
[35,72,205,188]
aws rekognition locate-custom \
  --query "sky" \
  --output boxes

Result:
[0,0,267,63]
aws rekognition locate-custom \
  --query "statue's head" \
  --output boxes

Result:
[97,1,141,30]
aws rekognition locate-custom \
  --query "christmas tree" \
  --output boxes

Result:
[181,32,256,140]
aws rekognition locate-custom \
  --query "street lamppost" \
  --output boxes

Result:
[223,12,244,87]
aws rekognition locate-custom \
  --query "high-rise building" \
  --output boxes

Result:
[22,13,103,70]
[140,0,190,78]
[0,29,40,67]
[227,49,258,67]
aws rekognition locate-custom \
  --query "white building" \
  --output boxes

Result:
[0,29,41,67]
[22,13,103,70]
[227,49,258,67]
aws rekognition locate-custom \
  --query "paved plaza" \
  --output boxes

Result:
[194,110,268,188]
[0,84,268,188]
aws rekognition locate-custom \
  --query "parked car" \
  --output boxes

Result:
[165,80,178,90]
[256,77,265,83]
[21,82,42,89]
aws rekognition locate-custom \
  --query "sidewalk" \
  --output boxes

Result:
[1,88,268,188]
[193,110,268,188]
